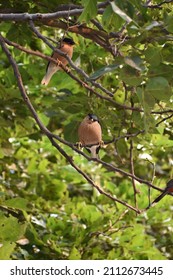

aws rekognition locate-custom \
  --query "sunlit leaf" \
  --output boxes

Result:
[79,0,97,22]
[2,197,30,211]
[89,64,120,80]
[124,56,145,71]
[110,1,133,23]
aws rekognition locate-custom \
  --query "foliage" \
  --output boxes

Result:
[0,0,173,260]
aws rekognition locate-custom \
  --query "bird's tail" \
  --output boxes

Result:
[146,191,167,209]
[41,66,59,85]
[41,74,51,86]
[86,145,100,159]
[151,191,167,204]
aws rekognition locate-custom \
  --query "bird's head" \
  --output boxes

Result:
[87,113,99,124]
[62,37,75,45]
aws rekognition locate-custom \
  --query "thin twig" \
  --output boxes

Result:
[129,98,138,208]
[142,0,173,8]
[43,20,117,55]
[146,159,156,207]
[156,113,173,127]
[129,139,138,208]
[152,109,173,114]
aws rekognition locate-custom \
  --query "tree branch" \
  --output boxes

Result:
[42,20,115,54]
[0,1,110,21]
[0,9,104,21]
[51,132,168,195]
[142,0,173,8]
[156,113,173,127]
[129,139,138,208]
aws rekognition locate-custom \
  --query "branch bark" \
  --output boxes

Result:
[0,9,105,21]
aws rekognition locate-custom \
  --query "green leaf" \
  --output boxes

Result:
[2,198,30,211]
[102,5,124,31]
[148,64,173,82]
[119,66,143,86]
[152,134,173,148]
[110,1,133,23]
[124,56,145,71]
[143,112,157,132]
[145,77,172,101]
[0,241,16,260]
[69,247,81,260]
[89,64,120,80]
[0,214,26,243]
[164,14,173,33]
[37,112,50,126]
[145,21,162,31]
[144,46,162,67]
[79,0,97,22]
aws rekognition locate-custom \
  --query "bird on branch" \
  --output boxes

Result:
[41,37,75,85]
[77,113,104,159]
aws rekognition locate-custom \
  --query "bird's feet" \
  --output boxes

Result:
[57,60,63,67]
[99,140,104,147]
[76,142,83,149]
[65,66,71,73]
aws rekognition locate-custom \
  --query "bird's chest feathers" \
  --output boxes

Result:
[61,44,73,58]
[80,123,101,144]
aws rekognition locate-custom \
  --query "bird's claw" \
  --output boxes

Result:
[57,60,62,67]
[99,140,104,147]
[66,66,71,73]
[76,142,82,149]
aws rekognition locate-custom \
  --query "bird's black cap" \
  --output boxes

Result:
[88,113,99,122]
[167,179,173,188]
[62,37,75,45]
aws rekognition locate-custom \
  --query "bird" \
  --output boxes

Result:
[41,37,75,85]
[77,113,103,158]
[147,179,173,209]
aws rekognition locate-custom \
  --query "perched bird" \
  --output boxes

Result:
[147,179,173,209]
[41,37,75,85]
[78,113,103,158]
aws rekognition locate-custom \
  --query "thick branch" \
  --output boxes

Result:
[0,1,110,21]
[0,8,104,21]
[42,20,115,54]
